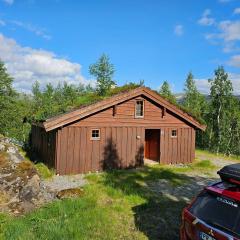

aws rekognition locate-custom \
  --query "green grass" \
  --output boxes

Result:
[0,155,236,240]
[193,159,215,169]
[35,163,55,179]
[196,149,240,162]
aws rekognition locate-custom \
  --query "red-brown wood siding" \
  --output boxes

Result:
[32,95,197,174]
[159,127,195,164]
[55,125,195,174]
[71,96,190,128]
[55,126,145,174]
[31,125,57,168]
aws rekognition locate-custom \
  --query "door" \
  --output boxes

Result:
[145,129,160,162]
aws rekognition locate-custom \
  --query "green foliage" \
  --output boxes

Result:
[159,81,177,104]
[0,60,16,135]
[207,67,234,153]
[89,54,115,96]
[30,81,141,122]
[192,160,215,170]
[195,66,240,156]
[107,82,142,96]
[183,72,207,117]
[35,163,55,179]
[30,81,97,121]
[0,61,31,142]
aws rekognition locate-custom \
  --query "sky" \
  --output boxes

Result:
[0,0,240,94]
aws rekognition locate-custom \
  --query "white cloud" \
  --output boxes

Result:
[0,20,5,26]
[174,24,184,36]
[195,78,211,94]
[198,9,215,26]
[195,73,240,95]
[0,33,93,93]
[228,55,240,67]
[2,0,14,5]
[228,73,240,94]
[218,20,240,41]
[11,20,51,40]
[233,8,240,14]
[204,20,240,53]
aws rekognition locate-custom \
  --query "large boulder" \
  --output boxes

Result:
[0,143,5,152]
[20,174,41,201]
[0,136,87,215]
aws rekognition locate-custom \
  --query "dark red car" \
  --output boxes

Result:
[181,164,240,240]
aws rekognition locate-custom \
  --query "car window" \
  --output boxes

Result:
[189,191,240,238]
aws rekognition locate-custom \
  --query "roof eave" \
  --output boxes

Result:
[43,87,206,132]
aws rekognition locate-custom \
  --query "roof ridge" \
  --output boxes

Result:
[45,86,145,123]
[42,86,206,132]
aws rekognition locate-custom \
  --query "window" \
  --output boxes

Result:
[113,105,117,116]
[91,129,100,140]
[171,129,177,137]
[135,100,144,118]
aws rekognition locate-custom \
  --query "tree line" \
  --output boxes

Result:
[160,67,240,156]
[0,54,240,156]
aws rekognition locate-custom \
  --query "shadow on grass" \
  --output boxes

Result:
[102,166,216,240]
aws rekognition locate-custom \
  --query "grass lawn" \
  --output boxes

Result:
[196,149,240,162]
[0,151,238,240]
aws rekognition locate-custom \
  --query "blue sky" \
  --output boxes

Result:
[0,0,240,94]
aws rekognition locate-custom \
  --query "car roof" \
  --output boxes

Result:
[206,181,240,202]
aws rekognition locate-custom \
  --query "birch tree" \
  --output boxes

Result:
[89,54,115,95]
[208,66,233,154]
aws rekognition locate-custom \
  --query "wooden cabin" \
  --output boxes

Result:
[31,87,206,175]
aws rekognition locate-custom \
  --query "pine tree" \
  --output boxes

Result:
[184,72,197,108]
[0,61,16,136]
[89,54,115,95]
[183,72,207,116]
[159,81,176,103]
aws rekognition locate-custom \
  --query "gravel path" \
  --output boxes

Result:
[42,174,87,192]
[148,154,238,203]
[197,153,238,168]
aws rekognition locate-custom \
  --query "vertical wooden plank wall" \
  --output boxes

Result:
[56,125,195,174]
[32,126,196,174]
[56,126,145,175]
[160,127,195,164]
[31,125,56,168]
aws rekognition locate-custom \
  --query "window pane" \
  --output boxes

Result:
[136,101,143,117]
[171,130,177,137]
[92,129,100,139]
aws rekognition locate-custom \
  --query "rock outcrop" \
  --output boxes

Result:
[0,137,54,215]
[0,136,86,215]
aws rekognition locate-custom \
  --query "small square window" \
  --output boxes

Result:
[135,100,144,118]
[171,130,177,137]
[91,129,100,140]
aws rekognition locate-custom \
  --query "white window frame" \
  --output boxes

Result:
[135,100,144,118]
[171,129,177,138]
[91,129,100,140]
